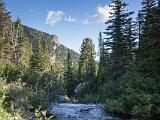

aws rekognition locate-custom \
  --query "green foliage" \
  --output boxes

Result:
[2,64,22,83]
[81,93,98,103]
[151,94,160,120]
[2,75,64,119]
[37,72,65,101]
[64,49,77,97]
[132,96,152,120]
[106,94,153,119]
[77,38,97,100]
[78,38,96,82]
[106,99,124,114]
[98,80,120,103]
[137,0,160,79]
[104,0,135,79]
[0,78,22,120]
[97,31,109,85]
[120,68,157,92]
[29,53,44,74]
[0,108,22,120]
[104,70,158,119]
[96,0,160,120]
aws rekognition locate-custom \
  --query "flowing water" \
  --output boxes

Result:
[48,103,120,120]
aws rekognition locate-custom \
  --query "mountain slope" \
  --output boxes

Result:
[23,25,79,64]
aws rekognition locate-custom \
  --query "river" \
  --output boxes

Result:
[48,103,120,120]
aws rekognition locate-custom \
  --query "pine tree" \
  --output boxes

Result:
[104,0,134,80]
[63,49,75,97]
[137,0,160,78]
[39,33,51,72]
[0,0,12,64]
[140,0,156,44]
[97,32,104,83]
[78,38,96,83]
[28,32,51,88]
[124,18,137,62]
[11,18,31,68]
[31,34,51,74]
[136,11,144,47]
[97,32,109,84]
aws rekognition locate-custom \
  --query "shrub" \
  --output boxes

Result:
[0,78,22,120]
[106,99,124,114]
[98,80,121,103]
[82,94,98,103]
[104,71,157,119]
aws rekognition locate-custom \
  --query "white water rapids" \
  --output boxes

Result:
[48,103,120,120]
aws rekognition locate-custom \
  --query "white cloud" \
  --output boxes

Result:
[45,10,65,26]
[83,4,113,24]
[65,16,76,22]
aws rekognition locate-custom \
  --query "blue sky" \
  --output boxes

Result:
[5,0,141,54]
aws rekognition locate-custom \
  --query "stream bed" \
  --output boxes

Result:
[48,103,120,120]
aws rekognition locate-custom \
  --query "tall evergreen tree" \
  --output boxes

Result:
[136,11,145,47]
[97,32,104,83]
[11,18,31,68]
[64,49,75,97]
[28,32,51,88]
[104,0,134,80]
[39,33,51,72]
[97,32,109,84]
[137,0,160,78]
[0,0,12,64]
[140,0,156,44]
[124,18,137,62]
[78,38,96,82]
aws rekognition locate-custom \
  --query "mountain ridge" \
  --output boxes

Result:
[23,25,79,64]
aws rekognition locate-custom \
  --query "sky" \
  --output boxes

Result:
[4,0,141,54]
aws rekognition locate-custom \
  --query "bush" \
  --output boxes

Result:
[104,71,157,119]
[0,107,22,120]
[120,71,156,94]
[150,94,160,120]
[81,94,98,103]
[0,78,22,120]
[106,99,124,114]
[98,80,121,103]
[37,72,65,101]
[132,104,152,120]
